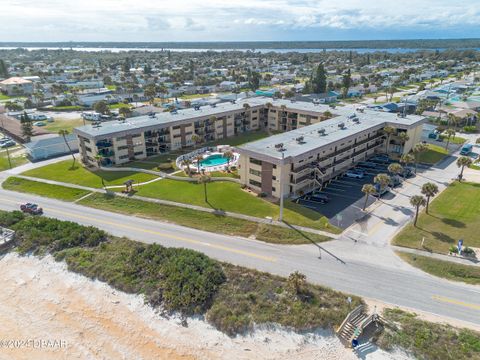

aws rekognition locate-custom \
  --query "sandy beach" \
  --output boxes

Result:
[0,253,410,360]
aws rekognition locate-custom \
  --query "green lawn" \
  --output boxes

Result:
[22,160,158,188]
[470,163,480,171]
[439,135,466,144]
[397,252,480,285]
[0,94,11,100]
[127,179,335,231]
[417,144,448,164]
[179,93,212,100]
[393,182,480,253]
[3,177,90,201]
[108,102,132,110]
[44,118,85,133]
[49,105,85,111]
[2,177,333,244]
[0,153,28,171]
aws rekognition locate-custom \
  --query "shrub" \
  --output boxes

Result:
[0,210,25,227]
[449,245,459,254]
[463,126,477,133]
[12,217,107,254]
[158,248,226,314]
[462,247,475,256]
[257,192,267,198]
[157,162,173,171]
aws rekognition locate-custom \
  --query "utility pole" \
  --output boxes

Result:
[279,151,285,222]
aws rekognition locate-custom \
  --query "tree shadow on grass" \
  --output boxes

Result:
[441,218,466,228]
[431,231,456,244]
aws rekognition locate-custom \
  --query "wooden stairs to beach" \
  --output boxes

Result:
[336,304,381,347]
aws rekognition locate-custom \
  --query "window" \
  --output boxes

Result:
[249,179,262,188]
[272,187,276,192]
[118,145,128,150]
[250,157,262,166]
[116,136,127,141]
[134,151,143,156]
[119,154,129,160]
[132,134,141,138]
[85,146,92,152]
[82,137,91,143]
[249,168,261,177]
[272,176,276,181]
[272,164,277,169]
[172,125,181,130]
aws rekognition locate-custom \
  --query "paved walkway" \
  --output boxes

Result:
[4,174,338,239]
[392,246,480,267]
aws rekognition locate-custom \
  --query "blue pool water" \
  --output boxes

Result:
[199,154,229,167]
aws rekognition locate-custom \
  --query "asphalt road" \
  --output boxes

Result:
[1,188,479,328]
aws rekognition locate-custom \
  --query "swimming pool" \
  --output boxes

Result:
[199,154,229,167]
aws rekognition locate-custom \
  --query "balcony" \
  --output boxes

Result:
[96,140,113,148]
[98,149,114,157]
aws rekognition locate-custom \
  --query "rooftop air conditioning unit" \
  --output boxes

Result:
[193,105,201,110]
[296,136,305,144]
[210,103,216,108]
[274,143,285,151]
[318,128,326,136]
[338,122,346,129]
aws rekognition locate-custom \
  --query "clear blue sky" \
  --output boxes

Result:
[1,0,479,42]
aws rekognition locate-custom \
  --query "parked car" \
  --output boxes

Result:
[20,203,43,215]
[402,167,414,178]
[0,140,15,148]
[357,161,378,169]
[33,121,46,126]
[372,184,389,197]
[345,169,365,179]
[389,175,402,188]
[305,192,330,204]
[370,154,391,163]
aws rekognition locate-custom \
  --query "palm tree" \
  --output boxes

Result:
[181,158,192,176]
[388,163,404,176]
[361,184,376,211]
[383,126,396,154]
[374,173,391,191]
[421,182,439,214]
[287,271,306,296]
[191,134,201,149]
[412,143,428,173]
[398,132,410,152]
[456,156,473,181]
[197,174,211,202]
[195,154,204,172]
[223,150,234,166]
[400,153,415,169]
[410,195,426,227]
[444,129,455,150]
[58,129,76,169]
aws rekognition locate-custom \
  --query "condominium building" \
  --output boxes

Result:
[73,97,333,167]
[235,108,425,198]
[73,97,425,199]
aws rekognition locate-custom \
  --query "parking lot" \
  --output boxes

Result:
[295,157,407,229]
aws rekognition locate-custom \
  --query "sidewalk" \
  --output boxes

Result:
[5,174,339,239]
[393,246,480,267]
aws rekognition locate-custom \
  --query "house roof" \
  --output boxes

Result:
[0,77,32,85]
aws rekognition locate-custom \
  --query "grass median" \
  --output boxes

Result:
[2,177,332,245]
[397,252,480,285]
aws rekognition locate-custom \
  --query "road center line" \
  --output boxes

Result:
[432,295,480,311]
[0,196,277,263]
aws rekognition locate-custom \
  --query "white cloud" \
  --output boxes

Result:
[0,0,479,41]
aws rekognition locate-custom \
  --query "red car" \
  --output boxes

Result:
[20,203,43,215]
